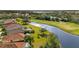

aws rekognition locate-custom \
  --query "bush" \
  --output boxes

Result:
[1,31,7,36]
[24,29,35,34]
[38,33,47,38]
[31,30,35,33]
[40,28,47,32]
[24,36,33,44]
[35,16,44,20]
[44,16,50,20]
[16,18,23,22]
[44,33,60,48]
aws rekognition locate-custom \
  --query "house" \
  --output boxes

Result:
[3,19,24,34]
[4,19,15,25]
[2,19,26,48]
[4,24,24,34]
[3,33,25,42]
[0,43,17,48]
[14,42,26,48]
[0,42,26,48]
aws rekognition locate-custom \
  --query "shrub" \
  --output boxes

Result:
[24,29,35,34]
[39,33,47,38]
[44,33,60,48]
[31,30,35,33]
[16,18,23,22]
[1,31,7,36]
[40,28,47,32]
[24,36,33,44]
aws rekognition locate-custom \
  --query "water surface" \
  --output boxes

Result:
[30,22,79,48]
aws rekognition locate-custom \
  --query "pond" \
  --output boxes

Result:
[30,22,79,48]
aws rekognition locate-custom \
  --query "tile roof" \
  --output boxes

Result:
[4,19,15,25]
[4,24,23,30]
[2,19,26,48]
[14,42,26,48]
[4,20,24,34]
[0,43,17,48]
[0,42,26,48]
[3,33,25,42]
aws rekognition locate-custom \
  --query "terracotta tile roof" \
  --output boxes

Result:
[4,24,23,30]
[0,42,26,48]
[2,19,26,48]
[4,19,15,25]
[14,42,26,48]
[4,24,24,35]
[3,33,25,42]
[0,43,17,48]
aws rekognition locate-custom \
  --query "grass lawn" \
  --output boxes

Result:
[23,24,60,48]
[31,19,79,36]
[16,18,60,48]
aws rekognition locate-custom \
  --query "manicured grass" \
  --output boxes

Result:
[23,24,60,48]
[16,18,60,48]
[31,19,79,35]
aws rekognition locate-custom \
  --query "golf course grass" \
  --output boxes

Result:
[31,19,79,36]
[16,18,61,48]
[23,24,60,48]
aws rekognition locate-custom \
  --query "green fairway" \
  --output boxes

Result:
[31,19,79,35]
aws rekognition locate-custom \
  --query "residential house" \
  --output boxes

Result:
[2,19,26,48]
[0,42,26,48]
[3,33,25,42]
[4,19,24,34]
[0,43,17,48]
[4,19,15,25]
[4,24,24,34]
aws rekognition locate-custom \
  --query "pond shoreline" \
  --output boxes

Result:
[30,22,79,48]
[31,19,79,36]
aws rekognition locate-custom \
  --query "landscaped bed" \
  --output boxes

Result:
[31,19,79,36]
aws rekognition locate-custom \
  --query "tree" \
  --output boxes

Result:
[1,31,7,36]
[24,36,33,45]
[40,28,46,32]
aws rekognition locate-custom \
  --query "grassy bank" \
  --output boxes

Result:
[23,24,61,48]
[16,18,61,48]
[31,19,79,36]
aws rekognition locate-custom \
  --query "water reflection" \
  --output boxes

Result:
[30,22,79,48]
